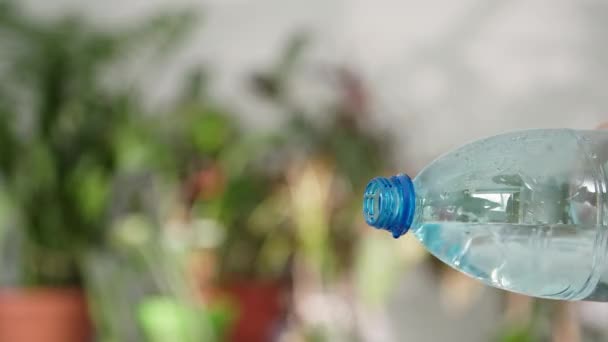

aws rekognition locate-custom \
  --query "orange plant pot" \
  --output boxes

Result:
[0,288,93,342]
[222,282,286,342]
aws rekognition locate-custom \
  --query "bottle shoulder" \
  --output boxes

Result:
[414,128,608,189]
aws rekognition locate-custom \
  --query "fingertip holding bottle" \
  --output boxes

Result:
[363,173,416,238]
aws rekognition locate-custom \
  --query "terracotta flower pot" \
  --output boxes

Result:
[0,288,92,342]
[222,282,286,342]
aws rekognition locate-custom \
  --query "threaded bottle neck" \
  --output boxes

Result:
[363,174,416,238]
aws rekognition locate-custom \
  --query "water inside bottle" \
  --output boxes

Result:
[414,222,601,300]
[412,152,608,301]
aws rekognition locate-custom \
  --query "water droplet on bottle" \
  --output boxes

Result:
[520,174,538,191]
[591,153,598,159]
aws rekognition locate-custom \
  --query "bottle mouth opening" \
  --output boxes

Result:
[363,177,390,226]
[362,174,416,238]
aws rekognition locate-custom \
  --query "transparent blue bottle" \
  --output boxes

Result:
[363,129,608,301]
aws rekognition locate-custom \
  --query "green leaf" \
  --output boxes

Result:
[189,110,233,154]
[68,160,110,224]
[496,325,537,342]
[138,297,214,342]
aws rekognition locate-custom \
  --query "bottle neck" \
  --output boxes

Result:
[363,174,416,238]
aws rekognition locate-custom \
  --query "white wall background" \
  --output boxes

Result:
[21,0,608,172]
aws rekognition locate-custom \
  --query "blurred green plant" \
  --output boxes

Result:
[250,34,391,278]
[169,81,283,280]
[246,34,397,341]
[174,34,392,287]
[0,2,231,340]
[0,0,195,286]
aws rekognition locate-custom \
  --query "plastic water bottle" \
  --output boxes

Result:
[363,129,608,301]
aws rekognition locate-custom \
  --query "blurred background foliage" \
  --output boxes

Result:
[0,0,196,286]
[0,0,604,341]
